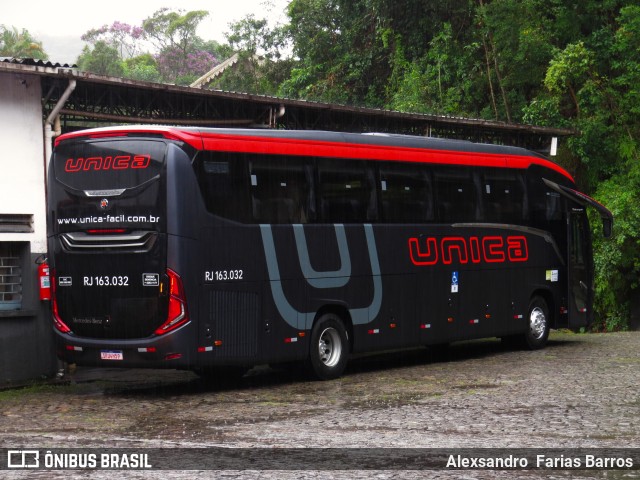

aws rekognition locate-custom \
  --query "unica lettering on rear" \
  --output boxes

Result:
[64,155,151,172]
[408,235,529,266]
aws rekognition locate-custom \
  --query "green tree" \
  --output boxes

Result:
[529,3,640,328]
[589,5,640,328]
[76,41,124,76]
[142,8,209,51]
[282,0,392,106]
[0,25,48,59]
[122,53,161,82]
[142,8,213,83]
[590,161,640,331]
[211,14,291,95]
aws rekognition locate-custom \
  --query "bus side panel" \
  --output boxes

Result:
[195,223,313,368]
[458,268,509,339]
[196,225,267,368]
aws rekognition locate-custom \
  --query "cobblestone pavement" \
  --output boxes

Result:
[1,331,639,479]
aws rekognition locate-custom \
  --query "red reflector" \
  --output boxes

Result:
[165,353,182,360]
[197,347,206,353]
[65,345,74,351]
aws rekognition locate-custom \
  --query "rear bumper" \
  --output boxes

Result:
[54,322,195,369]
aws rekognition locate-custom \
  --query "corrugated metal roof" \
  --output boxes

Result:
[0,57,77,68]
[0,57,576,145]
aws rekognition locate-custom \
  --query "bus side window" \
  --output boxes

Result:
[482,171,527,224]
[545,192,562,221]
[249,156,313,224]
[193,152,250,222]
[527,171,565,230]
[434,168,479,223]
[317,159,377,223]
[379,163,433,223]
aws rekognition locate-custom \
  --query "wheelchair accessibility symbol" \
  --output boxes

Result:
[451,271,459,293]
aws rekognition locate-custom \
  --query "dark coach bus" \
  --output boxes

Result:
[47,127,612,380]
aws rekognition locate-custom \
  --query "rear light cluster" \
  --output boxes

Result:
[154,269,190,335]
[51,268,190,336]
[51,271,72,334]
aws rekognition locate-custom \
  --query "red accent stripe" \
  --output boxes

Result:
[200,133,572,180]
[56,128,573,182]
[55,126,204,149]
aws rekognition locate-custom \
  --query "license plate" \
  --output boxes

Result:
[100,350,124,361]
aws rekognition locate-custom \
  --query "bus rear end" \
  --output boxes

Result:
[47,129,194,368]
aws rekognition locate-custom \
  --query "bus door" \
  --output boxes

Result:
[542,178,613,330]
[567,207,593,328]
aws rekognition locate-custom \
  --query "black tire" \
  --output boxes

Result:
[307,313,349,380]
[523,296,550,350]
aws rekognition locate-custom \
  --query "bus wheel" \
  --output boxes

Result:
[524,296,550,350]
[308,313,349,380]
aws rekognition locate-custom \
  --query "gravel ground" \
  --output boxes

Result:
[1,330,639,479]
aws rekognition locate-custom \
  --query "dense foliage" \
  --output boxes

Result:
[0,25,48,59]
[7,1,639,328]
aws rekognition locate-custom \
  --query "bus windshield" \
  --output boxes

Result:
[53,139,165,191]
[50,139,166,233]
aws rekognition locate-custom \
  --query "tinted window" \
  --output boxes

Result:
[193,152,250,222]
[434,168,479,222]
[317,159,377,223]
[482,171,527,223]
[249,156,314,223]
[53,139,165,191]
[528,171,564,228]
[380,163,433,222]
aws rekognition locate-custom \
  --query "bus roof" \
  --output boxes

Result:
[55,126,574,183]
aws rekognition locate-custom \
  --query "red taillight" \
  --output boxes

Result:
[51,271,72,334]
[154,269,189,335]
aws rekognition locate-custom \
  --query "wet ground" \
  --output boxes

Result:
[1,331,639,479]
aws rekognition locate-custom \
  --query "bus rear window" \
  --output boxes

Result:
[53,139,165,191]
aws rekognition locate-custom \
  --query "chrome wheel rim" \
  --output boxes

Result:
[318,327,342,367]
[529,306,547,340]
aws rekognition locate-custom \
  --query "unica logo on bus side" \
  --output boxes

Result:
[408,235,529,266]
[64,155,151,172]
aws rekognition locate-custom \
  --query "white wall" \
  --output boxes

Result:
[0,73,47,253]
